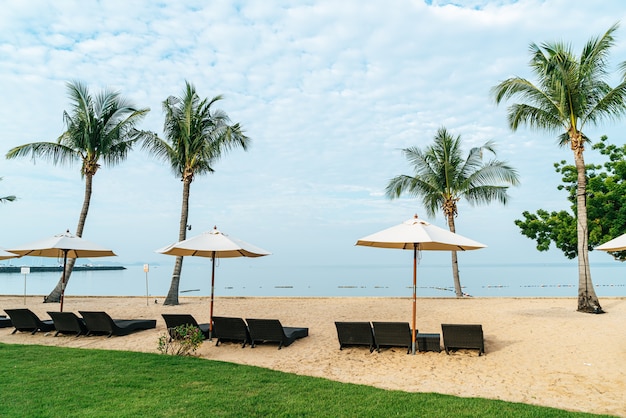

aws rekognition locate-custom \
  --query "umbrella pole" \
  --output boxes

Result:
[412,243,417,355]
[209,251,216,341]
[60,250,68,312]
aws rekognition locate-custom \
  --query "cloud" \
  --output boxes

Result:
[1,0,625,270]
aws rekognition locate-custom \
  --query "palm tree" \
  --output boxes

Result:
[142,81,250,305]
[386,127,519,297]
[6,80,149,302]
[0,177,16,203]
[492,23,626,313]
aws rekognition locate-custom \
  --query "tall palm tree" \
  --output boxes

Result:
[0,177,16,203]
[142,81,250,305]
[492,23,626,313]
[6,80,149,302]
[386,127,519,297]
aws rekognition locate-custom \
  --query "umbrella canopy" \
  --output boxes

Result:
[157,227,271,259]
[356,215,486,354]
[0,248,20,260]
[8,231,116,311]
[596,233,626,252]
[157,226,270,338]
[356,215,486,251]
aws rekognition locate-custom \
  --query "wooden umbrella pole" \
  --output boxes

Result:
[60,250,68,312]
[412,243,417,355]
[209,251,216,340]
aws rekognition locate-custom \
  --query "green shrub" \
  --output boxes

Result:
[157,324,204,356]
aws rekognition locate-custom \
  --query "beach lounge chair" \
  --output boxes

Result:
[212,316,251,348]
[0,314,12,328]
[372,321,412,354]
[161,314,211,340]
[47,311,89,337]
[79,311,156,338]
[441,323,485,356]
[4,308,55,334]
[246,318,309,349]
[334,321,376,352]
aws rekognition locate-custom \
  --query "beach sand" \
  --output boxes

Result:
[1,295,624,416]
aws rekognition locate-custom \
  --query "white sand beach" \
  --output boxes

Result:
[1,295,624,416]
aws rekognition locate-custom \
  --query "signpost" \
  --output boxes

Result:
[21,267,30,304]
[143,264,149,306]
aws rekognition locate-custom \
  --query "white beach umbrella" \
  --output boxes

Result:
[596,233,626,252]
[0,248,20,260]
[356,214,486,354]
[8,231,116,311]
[157,226,271,339]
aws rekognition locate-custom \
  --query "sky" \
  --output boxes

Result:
[1,0,626,273]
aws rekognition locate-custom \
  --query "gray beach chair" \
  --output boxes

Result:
[48,311,89,337]
[4,308,55,334]
[246,318,308,349]
[212,316,251,348]
[0,314,12,328]
[79,311,156,337]
[161,313,211,340]
[372,321,412,354]
[334,321,376,352]
[441,323,484,356]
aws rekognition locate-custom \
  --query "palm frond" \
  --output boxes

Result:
[6,142,79,166]
[154,81,250,181]
[386,127,519,220]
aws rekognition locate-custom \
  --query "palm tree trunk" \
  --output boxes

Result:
[164,178,191,305]
[44,173,93,303]
[574,151,603,313]
[446,215,463,297]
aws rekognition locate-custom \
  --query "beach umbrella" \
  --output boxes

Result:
[7,231,116,312]
[596,233,626,252]
[0,248,20,260]
[156,226,271,339]
[356,214,486,354]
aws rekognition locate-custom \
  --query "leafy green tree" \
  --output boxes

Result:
[386,126,519,297]
[491,23,626,313]
[6,81,149,302]
[142,81,250,305]
[516,136,626,262]
[0,177,16,203]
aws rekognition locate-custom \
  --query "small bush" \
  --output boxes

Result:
[157,324,204,356]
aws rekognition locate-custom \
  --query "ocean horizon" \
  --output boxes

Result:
[0,260,624,299]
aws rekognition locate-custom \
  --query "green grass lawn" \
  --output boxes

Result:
[0,343,612,417]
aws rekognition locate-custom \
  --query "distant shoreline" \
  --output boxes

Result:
[0,265,126,273]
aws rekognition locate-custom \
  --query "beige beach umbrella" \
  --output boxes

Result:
[0,248,20,260]
[596,233,626,252]
[8,231,116,311]
[156,226,271,339]
[356,214,486,354]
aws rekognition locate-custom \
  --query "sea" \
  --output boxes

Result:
[0,261,624,299]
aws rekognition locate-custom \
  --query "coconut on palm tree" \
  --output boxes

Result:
[5,80,149,303]
[492,23,626,313]
[141,81,250,305]
[386,126,519,297]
